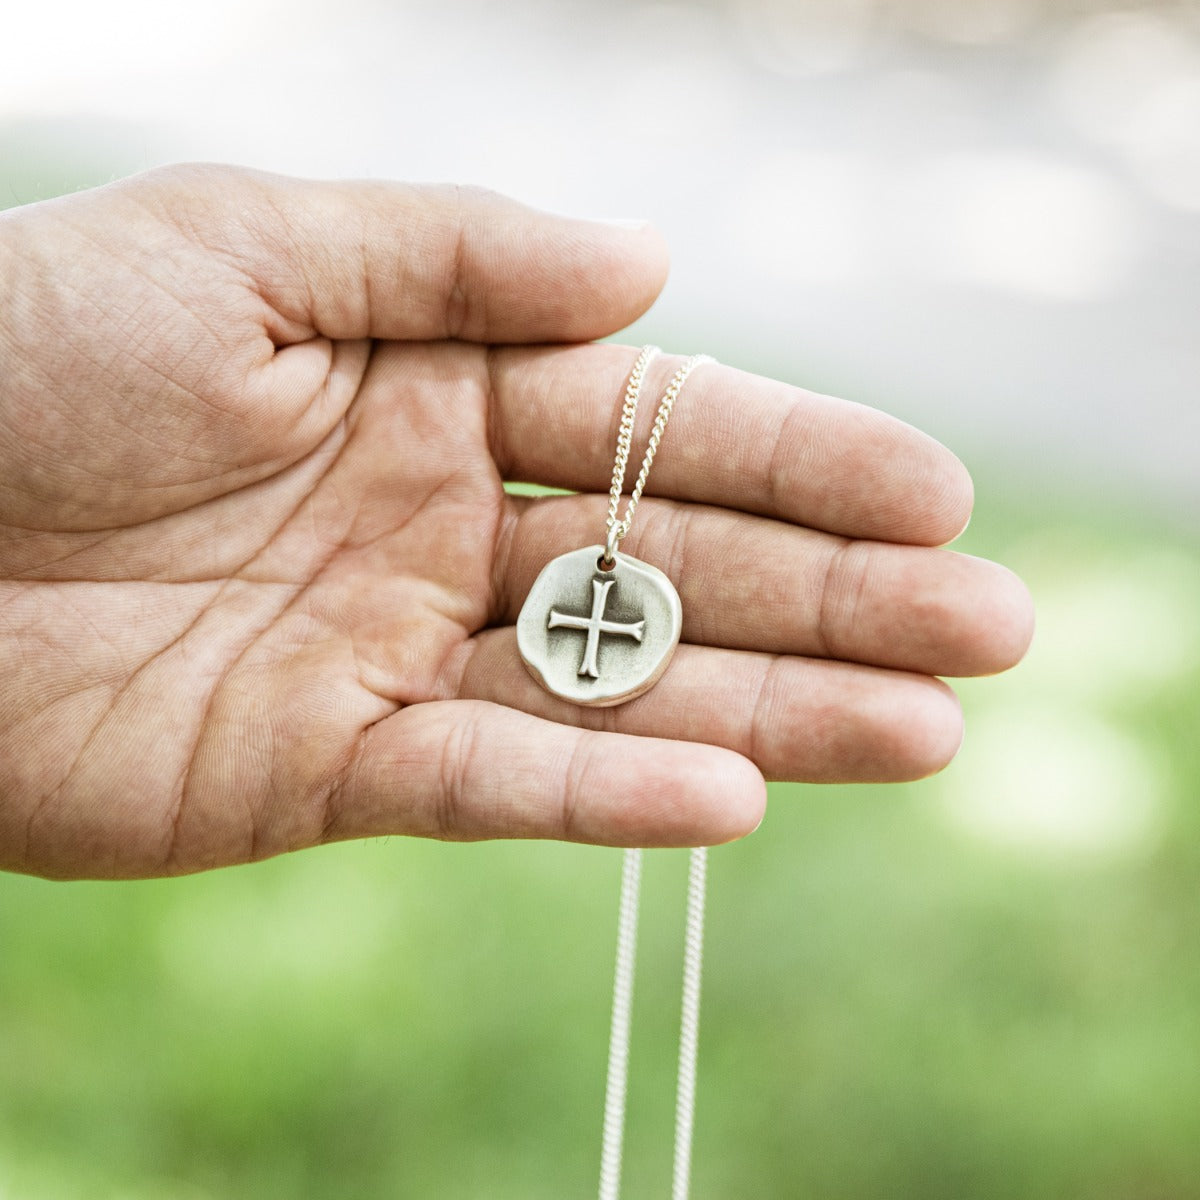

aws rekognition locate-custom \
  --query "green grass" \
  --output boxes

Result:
[2,501,1199,1199]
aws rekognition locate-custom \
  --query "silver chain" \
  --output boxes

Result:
[597,346,715,1200]
[604,346,715,563]
[598,847,710,1200]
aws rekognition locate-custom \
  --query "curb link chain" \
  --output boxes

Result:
[605,346,716,561]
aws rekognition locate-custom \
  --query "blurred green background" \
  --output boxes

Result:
[3,1,1200,1196]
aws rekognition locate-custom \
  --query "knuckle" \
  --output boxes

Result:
[816,538,863,659]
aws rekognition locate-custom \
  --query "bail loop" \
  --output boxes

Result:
[603,525,622,570]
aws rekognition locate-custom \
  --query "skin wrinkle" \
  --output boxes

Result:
[166,637,231,873]
[138,184,243,285]
[7,527,146,579]
[661,501,697,630]
[0,586,255,748]
[4,327,340,530]
[458,352,512,628]
[255,730,313,863]
[249,714,297,864]
[22,603,204,870]
[0,667,92,766]
[815,537,857,662]
[748,654,785,776]
[357,203,376,339]
[275,192,323,338]
[266,332,339,426]
[765,394,809,522]
[488,494,523,628]
[3,411,353,578]
[558,729,590,842]
[0,683,119,793]
[166,577,318,873]
[243,410,354,563]
[59,210,241,360]
[11,343,111,457]
[319,723,367,844]
[107,267,241,401]
[438,709,477,841]
[18,585,156,693]
[58,584,143,662]
[441,184,471,341]
[110,290,204,417]
[166,388,434,859]
[488,492,534,613]
[233,180,323,339]
[80,574,301,872]
[443,620,488,703]
[393,463,471,551]
[370,463,503,643]
[482,343,512,480]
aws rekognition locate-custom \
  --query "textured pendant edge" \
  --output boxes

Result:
[516,545,683,708]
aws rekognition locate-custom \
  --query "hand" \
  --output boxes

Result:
[0,165,1032,879]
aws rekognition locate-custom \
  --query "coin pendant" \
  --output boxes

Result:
[516,545,683,707]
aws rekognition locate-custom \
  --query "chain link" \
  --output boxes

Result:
[605,346,715,560]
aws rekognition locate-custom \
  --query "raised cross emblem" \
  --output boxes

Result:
[548,578,645,678]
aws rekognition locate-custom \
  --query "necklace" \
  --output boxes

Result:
[516,346,712,707]
[516,347,714,1198]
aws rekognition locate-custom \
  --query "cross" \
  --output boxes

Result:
[548,578,645,679]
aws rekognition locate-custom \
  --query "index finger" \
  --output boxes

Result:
[489,344,974,545]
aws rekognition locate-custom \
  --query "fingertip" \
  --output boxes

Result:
[567,216,671,337]
[924,444,976,547]
[853,674,964,783]
[976,560,1036,673]
[867,416,975,546]
[689,746,768,844]
[633,221,672,319]
[904,677,965,780]
[930,554,1036,678]
[626,742,766,847]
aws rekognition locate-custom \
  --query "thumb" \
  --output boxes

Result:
[150,164,670,344]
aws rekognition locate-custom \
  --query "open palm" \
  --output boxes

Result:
[0,166,1032,879]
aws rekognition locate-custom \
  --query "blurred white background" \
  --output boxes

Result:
[3,0,1198,518]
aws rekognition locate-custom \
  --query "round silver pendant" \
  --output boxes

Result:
[516,545,683,707]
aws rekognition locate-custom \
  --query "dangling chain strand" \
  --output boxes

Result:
[598,848,643,1200]
[598,848,710,1200]
[671,846,708,1200]
[605,347,715,561]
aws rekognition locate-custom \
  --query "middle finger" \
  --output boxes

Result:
[494,492,1031,678]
